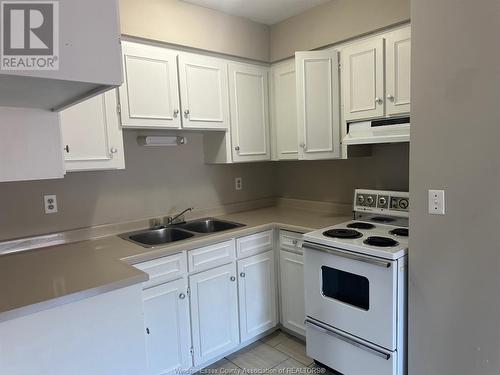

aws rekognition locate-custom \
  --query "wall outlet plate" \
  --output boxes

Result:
[44,194,58,214]
[428,190,445,215]
[235,177,242,191]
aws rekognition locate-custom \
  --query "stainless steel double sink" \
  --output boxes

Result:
[119,218,245,248]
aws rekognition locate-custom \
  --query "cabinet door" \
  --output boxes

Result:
[178,53,229,130]
[119,41,181,129]
[190,263,239,366]
[296,50,341,160]
[228,63,270,162]
[342,37,385,121]
[386,28,411,116]
[271,61,298,160]
[143,278,192,375]
[60,90,125,171]
[279,250,305,336]
[237,251,277,342]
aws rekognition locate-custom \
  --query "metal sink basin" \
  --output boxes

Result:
[122,227,194,248]
[177,218,245,233]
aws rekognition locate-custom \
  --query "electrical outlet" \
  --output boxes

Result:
[44,194,58,214]
[428,190,445,215]
[235,177,243,191]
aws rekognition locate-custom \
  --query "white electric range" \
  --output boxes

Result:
[303,189,409,375]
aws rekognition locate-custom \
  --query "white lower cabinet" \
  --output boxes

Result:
[189,262,240,366]
[279,249,305,336]
[143,278,192,375]
[238,251,277,342]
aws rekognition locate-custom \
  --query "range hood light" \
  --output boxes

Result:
[137,135,187,146]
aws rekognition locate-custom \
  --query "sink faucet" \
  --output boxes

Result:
[166,207,193,225]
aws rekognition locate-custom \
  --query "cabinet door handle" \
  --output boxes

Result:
[375,97,384,105]
[240,272,246,277]
[179,293,186,300]
[110,147,118,154]
[234,146,240,152]
[64,145,70,153]
[184,109,190,117]
[387,94,394,101]
[146,328,150,335]
[173,109,179,117]
[292,239,298,245]
[230,276,236,282]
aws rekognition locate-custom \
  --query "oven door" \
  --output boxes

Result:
[303,241,397,350]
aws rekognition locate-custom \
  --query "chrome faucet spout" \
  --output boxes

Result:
[167,207,194,225]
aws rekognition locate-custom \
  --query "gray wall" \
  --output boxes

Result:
[270,0,410,62]
[409,0,500,374]
[0,137,409,241]
[274,143,409,202]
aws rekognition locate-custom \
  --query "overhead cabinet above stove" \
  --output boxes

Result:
[0,0,122,111]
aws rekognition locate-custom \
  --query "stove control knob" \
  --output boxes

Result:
[366,196,374,205]
[379,197,387,206]
[399,198,409,210]
[357,195,365,205]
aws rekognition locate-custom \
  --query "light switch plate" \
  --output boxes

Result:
[428,190,445,215]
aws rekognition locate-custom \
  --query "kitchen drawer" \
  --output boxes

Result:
[188,240,236,273]
[305,319,396,375]
[236,230,273,258]
[279,230,303,253]
[134,252,187,289]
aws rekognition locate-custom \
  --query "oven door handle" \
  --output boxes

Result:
[302,242,392,268]
[305,319,391,360]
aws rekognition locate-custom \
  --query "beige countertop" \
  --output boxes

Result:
[0,205,351,322]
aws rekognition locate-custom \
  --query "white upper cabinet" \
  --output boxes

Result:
[228,63,271,162]
[119,41,181,129]
[178,54,230,130]
[386,28,411,116]
[143,278,192,375]
[342,37,385,122]
[296,50,341,160]
[60,90,124,172]
[271,60,298,160]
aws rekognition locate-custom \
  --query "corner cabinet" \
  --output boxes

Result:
[143,278,192,375]
[60,90,125,172]
[295,50,341,160]
[119,41,181,129]
[178,53,230,130]
[342,26,411,122]
[228,63,271,162]
[271,60,298,160]
[189,262,240,366]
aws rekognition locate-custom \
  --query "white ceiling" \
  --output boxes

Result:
[182,0,331,25]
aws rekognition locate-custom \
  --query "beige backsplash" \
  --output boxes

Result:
[0,133,408,242]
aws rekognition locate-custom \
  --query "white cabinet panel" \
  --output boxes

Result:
[188,240,236,273]
[0,107,64,182]
[386,28,411,116]
[134,252,187,289]
[296,50,341,160]
[60,90,124,171]
[178,54,229,130]
[342,38,385,121]
[237,251,277,342]
[279,250,305,336]
[119,41,181,129]
[271,60,298,160]
[143,279,192,375]
[190,263,239,366]
[236,230,274,259]
[228,63,270,162]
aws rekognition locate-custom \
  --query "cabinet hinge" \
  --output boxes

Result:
[190,346,194,357]
[186,287,191,296]
[116,104,121,114]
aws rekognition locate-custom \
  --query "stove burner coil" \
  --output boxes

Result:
[323,228,363,239]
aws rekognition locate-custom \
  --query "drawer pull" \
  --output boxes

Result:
[230,276,236,282]
[179,293,186,300]
[240,272,246,277]
[305,319,390,360]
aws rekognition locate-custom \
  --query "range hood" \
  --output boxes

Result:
[342,117,410,145]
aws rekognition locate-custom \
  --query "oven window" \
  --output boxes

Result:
[321,266,369,310]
